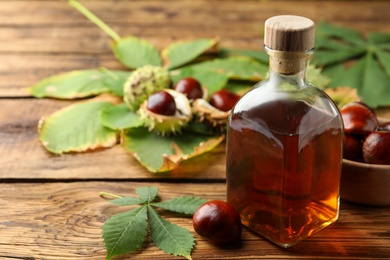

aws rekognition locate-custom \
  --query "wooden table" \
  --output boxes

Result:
[1,1,390,259]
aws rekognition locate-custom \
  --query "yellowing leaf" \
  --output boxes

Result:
[190,56,267,81]
[111,37,162,69]
[122,128,224,173]
[39,101,117,154]
[162,38,218,70]
[29,69,130,99]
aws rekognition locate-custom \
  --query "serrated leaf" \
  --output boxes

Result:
[110,196,145,206]
[111,37,162,69]
[136,186,159,203]
[314,21,390,108]
[375,48,390,77]
[162,38,218,70]
[191,56,267,81]
[100,69,131,96]
[122,128,224,172]
[101,103,143,130]
[313,48,366,67]
[316,20,365,45]
[102,206,148,260]
[39,101,117,154]
[152,196,207,215]
[360,53,389,107]
[29,69,130,99]
[148,206,194,259]
[170,67,229,96]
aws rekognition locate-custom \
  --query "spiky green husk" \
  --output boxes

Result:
[192,98,230,131]
[123,65,171,111]
[138,89,192,136]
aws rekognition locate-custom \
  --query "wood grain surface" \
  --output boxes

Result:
[1,1,390,259]
[1,182,389,259]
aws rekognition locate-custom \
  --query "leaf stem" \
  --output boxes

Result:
[68,0,121,42]
[99,191,123,199]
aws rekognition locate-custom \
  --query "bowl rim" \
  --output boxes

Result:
[343,158,390,169]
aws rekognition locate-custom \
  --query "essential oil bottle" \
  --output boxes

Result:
[226,15,344,248]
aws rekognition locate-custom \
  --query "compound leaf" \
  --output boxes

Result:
[136,186,159,203]
[314,21,390,108]
[102,206,148,260]
[148,206,194,259]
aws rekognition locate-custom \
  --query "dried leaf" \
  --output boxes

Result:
[39,101,117,154]
[162,38,218,70]
[111,37,162,69]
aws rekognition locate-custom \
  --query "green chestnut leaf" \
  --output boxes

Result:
[39,101,117,154]
[111,37,162,69]
[162,38,218,70]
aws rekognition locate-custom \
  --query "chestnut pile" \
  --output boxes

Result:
[341,102,390,165]
[140,76,240,135]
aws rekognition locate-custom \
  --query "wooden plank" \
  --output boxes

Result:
[0,181,389,259]
[0,98,226,180]
[1,1,390,97]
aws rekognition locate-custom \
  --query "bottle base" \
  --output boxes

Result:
[241,211,339,248]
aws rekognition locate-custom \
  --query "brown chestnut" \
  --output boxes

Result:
[193,200,242,246]
[209,89,240,112]
[363,131,390,165]
[174,77,203,100]
[343,134,364,162]
[340,102,378,135]
[146,91,176,116]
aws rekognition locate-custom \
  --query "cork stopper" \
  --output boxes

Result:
[264,15,315,52]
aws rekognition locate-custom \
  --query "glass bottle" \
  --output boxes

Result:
[226,15,344,248]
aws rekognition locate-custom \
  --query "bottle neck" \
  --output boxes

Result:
[266,47,313,84]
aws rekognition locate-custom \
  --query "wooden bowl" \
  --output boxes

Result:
[340,159,390,206]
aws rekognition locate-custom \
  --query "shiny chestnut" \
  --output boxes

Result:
[209,89,240,112]
[174,78,203,100]
[363,131,390,165]
[340,102,378,135]
[193,200,242,246]
[146,91,176,116]
[343,134,364,162]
